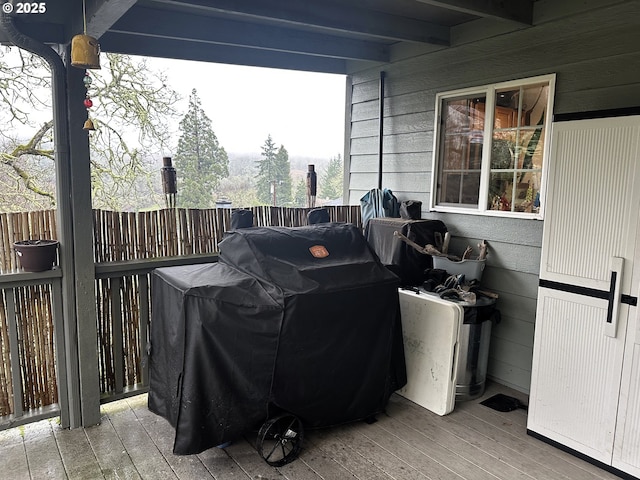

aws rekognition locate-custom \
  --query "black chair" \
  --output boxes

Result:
[307,208,330,224]
[231,209,254,229]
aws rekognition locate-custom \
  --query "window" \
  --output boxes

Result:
[431,74,555,217]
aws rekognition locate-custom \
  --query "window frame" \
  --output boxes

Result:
[430,74,556,219]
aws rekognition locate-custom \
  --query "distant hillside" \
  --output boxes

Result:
[227,151,332,177]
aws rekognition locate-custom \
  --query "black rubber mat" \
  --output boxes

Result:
[480,393,528,412]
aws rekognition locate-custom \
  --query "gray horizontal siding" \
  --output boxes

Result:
[349,153,427,173]
[352,91,433,122]
[351,112,433,138]
[350,132,433,155]
[488,358,533,393]
[348,172,430,194]
[346,0,640,393]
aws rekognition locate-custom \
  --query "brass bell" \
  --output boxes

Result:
[83,118,96,131]
[71,34,101,69]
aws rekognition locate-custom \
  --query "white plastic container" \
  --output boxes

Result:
[432,256,486,281]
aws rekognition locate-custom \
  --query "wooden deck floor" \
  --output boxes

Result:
[0,383,623,480]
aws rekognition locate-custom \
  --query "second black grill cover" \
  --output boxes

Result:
[148,223,406,454]
[365,218,448,286]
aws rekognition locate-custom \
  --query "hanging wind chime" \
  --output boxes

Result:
[82,72,96,131]
[70,0,101,131]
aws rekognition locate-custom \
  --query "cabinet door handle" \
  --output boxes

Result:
[605,257,624,338]
[635,286,640,346]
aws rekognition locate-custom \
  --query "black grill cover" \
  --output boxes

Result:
[148,223,406,455]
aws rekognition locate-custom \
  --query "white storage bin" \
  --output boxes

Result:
[432,256,486,281]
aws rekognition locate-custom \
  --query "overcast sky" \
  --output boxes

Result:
[146,57,347,159]
[2,48,346,160]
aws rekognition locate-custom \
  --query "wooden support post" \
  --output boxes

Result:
[65,54,101,427]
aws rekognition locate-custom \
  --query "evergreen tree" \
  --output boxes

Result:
[256,135,277,205]
[175,89,229,208]
[293,179,307,207]
[275,145,292,205]
[255,135,292,206]
[319,154,343,201]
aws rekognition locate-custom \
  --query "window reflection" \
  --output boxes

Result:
[437,96,485,207]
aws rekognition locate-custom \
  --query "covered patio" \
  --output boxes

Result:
[0,0,542,428]
[2,1,640,479]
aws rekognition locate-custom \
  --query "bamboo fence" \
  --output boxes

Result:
[92,205,362,262]
[0,205,363,416]
[0,210,58,416]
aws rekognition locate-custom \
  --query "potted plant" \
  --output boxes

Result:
[13,239,59,272]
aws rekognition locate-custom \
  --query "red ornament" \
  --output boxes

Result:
[84,98,93,108]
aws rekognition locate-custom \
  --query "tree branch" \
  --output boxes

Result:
[0,119,55,202]
[0,153,56,203]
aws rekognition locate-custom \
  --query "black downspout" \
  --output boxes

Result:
[378,71,385,190]
[0,8,80,428]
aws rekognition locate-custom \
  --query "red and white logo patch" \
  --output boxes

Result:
[309,245,329,258]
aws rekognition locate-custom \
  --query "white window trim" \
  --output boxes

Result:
[430,73,556,220]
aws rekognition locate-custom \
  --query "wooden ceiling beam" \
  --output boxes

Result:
[100,31,350,73]
[110,6,390,62]
[415,0,533,25]
[68,0,138,39]
[150,0,450,45]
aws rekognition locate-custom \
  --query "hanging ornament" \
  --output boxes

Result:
[71,0,101,69]
[83,71,96,131]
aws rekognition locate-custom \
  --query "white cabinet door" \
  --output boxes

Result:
[528,116,640,467]
[529,289,629,463]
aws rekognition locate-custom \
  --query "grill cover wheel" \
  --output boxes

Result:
[257,413,304,466]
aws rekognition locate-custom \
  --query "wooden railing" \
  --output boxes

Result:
[0,205,363,425]
[0,269,65,429]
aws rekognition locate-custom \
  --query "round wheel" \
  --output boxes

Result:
[257,413,304,467]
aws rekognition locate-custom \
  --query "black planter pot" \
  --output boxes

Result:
[13,240,59,272]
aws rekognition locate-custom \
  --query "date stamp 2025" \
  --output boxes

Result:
[2,2,47,14]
